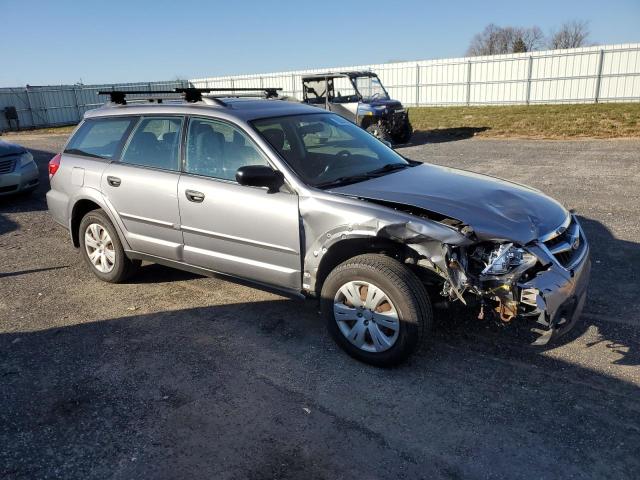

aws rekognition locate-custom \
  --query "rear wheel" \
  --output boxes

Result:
[79,209,140,283]
[321,254,432,366]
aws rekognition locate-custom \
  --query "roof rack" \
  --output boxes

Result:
[98,87,283,106]
[97,90,179,105]
[301,71,377,81]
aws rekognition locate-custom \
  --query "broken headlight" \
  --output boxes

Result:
[481,243,537,275]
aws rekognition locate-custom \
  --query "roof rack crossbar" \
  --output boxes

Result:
[97,90,182,105]
[176,87,282,100]
[98,87,283,105]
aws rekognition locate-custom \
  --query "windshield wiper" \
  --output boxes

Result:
[315,174,374,189]
[64,148,105,160]
[366,163,410,175]
[316,163,411,189]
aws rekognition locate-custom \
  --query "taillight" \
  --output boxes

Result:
[49,153,61,177]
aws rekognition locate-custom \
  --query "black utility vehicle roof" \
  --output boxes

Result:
[301,71,377,81]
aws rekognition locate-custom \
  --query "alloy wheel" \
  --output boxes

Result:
[84,223,115,273]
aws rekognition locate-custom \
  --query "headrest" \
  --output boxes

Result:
[262,128,285,151]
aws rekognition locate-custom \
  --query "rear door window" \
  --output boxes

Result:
[65,117,138,159]
[120,117,184,171]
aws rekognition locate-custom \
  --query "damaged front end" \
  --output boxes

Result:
[396,213,591,346]
[302,191,590,346]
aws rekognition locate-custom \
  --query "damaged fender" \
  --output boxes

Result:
[299,194,471,293]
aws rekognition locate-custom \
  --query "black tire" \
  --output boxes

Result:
[321,254,432,367]
[78,209,140,283]
[392,121,413,144]
[366,122,392,143]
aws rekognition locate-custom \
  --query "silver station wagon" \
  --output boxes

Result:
[47,88,590,366]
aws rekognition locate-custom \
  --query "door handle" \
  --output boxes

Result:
[185,189,205,203]
[107,176,121,187]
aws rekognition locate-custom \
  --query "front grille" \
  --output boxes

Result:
[542,216,586,268]
[0,157,16,174]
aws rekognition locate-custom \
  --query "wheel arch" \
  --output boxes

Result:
[313,237,414,297]
[69,194,128,249]
[359,115,376,129]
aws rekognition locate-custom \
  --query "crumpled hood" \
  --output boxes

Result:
[330,163,569,244]
[0,140,27,157]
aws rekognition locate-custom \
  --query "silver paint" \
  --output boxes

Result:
[47,98,591,344]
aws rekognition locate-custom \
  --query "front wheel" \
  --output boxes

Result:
[392,121,413,144]
[321,254,432,367]
[366,122,392,143]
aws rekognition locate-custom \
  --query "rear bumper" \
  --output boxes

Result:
[0,162,39,195]
[46,188,70,228]
[520,243,591,345]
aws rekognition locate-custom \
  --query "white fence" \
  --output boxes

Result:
[191,43,640,106]
[1,43,639,132]
[0,80,189,132]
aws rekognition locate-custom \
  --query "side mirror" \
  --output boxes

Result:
[382,140,393,149]
[236,165,284,193]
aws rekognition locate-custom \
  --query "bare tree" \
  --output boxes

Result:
[467,24,545,56]
[548,20,590,49]
[518,26,545,51]
[466,24,505,56]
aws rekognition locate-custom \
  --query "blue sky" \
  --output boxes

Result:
[1,0,639,86]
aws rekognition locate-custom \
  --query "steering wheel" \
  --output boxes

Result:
[316,150,353,180]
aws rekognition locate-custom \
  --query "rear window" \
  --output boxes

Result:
[65,117,137,159]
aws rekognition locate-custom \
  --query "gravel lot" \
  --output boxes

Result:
[1,132,639,479]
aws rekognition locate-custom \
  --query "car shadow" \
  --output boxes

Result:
[0,147,55,215]
[406,126,490,146]
[1,299,638,478]
[129,263,203,284]
[567,215,640,366]
[0,212,19,235]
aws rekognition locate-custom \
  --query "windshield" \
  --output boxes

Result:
[252,113,409,188]
[354,75,389,101]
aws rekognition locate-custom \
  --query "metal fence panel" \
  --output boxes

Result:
[0,80,189,132]
[1,44,639,132]
[190,43,640,107]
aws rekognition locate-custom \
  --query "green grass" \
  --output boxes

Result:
[6,103,640,140]
[408,103,640,140]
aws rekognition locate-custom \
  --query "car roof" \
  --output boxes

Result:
[84,98,325,123]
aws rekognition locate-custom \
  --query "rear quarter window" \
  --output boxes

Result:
[65,117,138,159]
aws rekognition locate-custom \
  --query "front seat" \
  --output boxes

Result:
[190,128,224,176]
[126,131,160,167]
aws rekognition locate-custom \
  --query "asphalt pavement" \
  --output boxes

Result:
[1,131,639,479]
